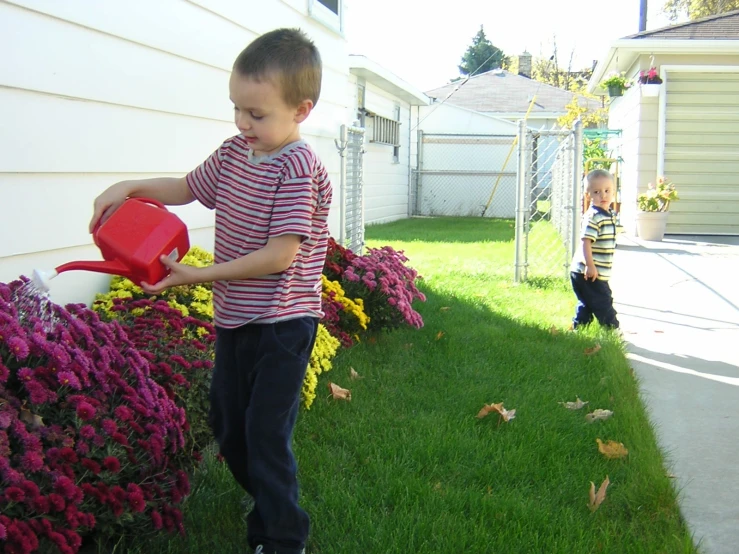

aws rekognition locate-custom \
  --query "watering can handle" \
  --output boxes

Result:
[92,197,167,235]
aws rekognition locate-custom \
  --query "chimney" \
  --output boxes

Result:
[518,51,532,78]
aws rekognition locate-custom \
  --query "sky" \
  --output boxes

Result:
[345,0,680,92]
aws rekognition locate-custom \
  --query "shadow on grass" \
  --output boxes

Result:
[366,216,514,244]
[290,287,696,554]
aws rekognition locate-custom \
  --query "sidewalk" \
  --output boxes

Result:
[610,234,739,554]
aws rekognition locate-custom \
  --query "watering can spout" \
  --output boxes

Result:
[56,260,131,279]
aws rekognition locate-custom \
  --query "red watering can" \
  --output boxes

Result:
[33,198,190,291]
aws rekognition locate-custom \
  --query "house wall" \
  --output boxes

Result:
[348,78,413,226]
[607,87,659,234]
[0,0,350,306]
[611,52,739,235]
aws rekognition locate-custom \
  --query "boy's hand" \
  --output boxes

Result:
[89,181,131,233]
[585,263,599,281]
[140,256,201,295]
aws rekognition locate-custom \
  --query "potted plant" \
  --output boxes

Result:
[600,71,632,97]
[635,177,679,241]
[638,67,663,97]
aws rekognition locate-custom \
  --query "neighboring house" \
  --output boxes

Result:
[424,53,601,131]
[0,0,351,306]
[588,10,739,236]
[348,55,429,225]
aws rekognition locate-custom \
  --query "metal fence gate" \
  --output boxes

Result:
[514,120,583,282]
[336,124,366,253]
[412,132,518,218]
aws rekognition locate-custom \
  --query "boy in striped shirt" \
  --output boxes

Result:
[90,28,331,554]
[570,169,620,330]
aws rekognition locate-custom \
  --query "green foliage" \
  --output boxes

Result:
[458,25,508,76]
[638,177,680,212]
[663,0,739,20]
[558,95,608,129]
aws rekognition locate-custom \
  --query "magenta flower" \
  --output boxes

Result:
[101,419,118,436]
[5,486,25,502]
[20,451,44,473]
[75,402,96,421]
[103,456,121,473]
[7,335,30,360]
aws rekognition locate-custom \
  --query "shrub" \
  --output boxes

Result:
[94,247,214,322]
[320,276,369,347]
[1,279,190,553]
[341,246,426,331]
[302,324,340,410]
[92,297,215,458]
[323,238,356,282]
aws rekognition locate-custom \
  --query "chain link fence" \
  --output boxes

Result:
[411,132,518,218]
[336,125,366,254]
[515,120,583,282]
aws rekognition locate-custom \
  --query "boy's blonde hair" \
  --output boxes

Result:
[586,169,614,190]
[234,28,322,107]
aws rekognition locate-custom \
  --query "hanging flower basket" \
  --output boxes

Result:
[641,83,660,97]
[608,85,624,97]
[600,71,632,99]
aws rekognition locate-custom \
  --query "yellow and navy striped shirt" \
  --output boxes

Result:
[571,206,617,280]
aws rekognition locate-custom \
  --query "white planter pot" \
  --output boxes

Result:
[635,211,669,241]
[641,83,661,97]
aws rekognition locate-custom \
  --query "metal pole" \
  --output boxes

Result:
[416,129,424,216]
[570,120,584,265]
[337,124,348,245]
[514,119,528,283]
[639,0,648,32]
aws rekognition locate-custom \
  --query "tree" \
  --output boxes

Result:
[663,0,739,20]
[458,25,508,76]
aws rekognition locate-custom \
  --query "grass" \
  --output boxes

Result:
[120,217,695,554]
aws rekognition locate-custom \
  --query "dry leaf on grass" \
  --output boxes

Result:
[596,438,629,459]
[349,368,363,380]
[328,382,351,401]
[586,409,614,423]
[588,476,610,512]
[584,344,602,356]
[440,306,451,312]
[403,343,414,350]
[549,325,560,336]
[435,331,445,341]
[476,402,516,423]
[559,397,589,410]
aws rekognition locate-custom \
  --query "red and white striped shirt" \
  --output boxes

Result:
[186,136,332,328]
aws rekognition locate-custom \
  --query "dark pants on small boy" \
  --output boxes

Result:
[570,271,619,329]
[210,316,319,554]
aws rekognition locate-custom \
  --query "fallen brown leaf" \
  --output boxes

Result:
[368,336,377,344]
[403,343,414,349]
[476,402,516,423]
[588,476,610,512]
[435,331,445,341]
[584,344,602,356]
[559,397,589,410]
[549,325,560,336]
[586,409,614,423]
[349,368,363,380]
[596,438,628,459]
[440,306,451,312]
[328,382,351,401]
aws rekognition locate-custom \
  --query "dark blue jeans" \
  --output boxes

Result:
[210,317,319,554]
[570,271,619,329]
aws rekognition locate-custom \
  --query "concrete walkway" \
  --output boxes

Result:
[610,234,739,554]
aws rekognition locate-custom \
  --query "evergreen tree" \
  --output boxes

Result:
[458,25,508,76]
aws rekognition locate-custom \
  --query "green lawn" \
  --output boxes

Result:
[121,217,695,554]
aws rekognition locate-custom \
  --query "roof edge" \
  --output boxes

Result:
[349,54,430,106]
[622,8,739,39]
[587,39,739,93]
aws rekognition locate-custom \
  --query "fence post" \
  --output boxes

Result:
[336,125,348,246]
[514,120,528,283]
[415,129,424,216]
[570,120,584,263]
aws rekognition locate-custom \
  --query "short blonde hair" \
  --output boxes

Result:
[586,169,614,190]
[233,28,322,107]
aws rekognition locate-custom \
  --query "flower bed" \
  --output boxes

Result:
[1,279,191,554]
